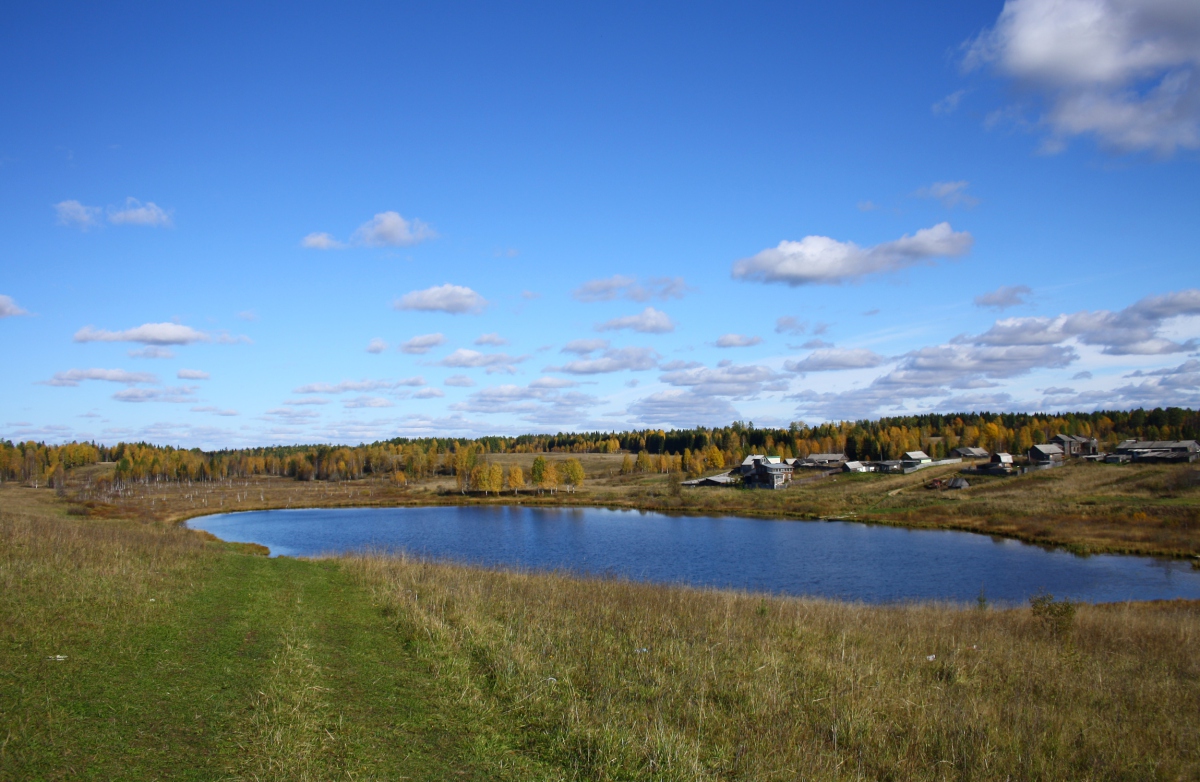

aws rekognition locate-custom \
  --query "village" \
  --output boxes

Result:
[683,436,1200,490]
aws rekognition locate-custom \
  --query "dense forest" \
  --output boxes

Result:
[2,407,1197,487]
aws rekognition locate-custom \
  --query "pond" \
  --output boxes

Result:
[188,505,1200,604]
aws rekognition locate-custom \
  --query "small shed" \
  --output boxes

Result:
[842,460,870,473]
[903,450,932,464]
[947,477,970,490]
[1029,443,1065,464]
[953,446,989,459]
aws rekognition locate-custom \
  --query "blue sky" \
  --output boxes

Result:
[3,1,1199,448]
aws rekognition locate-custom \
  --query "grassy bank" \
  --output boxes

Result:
[3,488,1200,779]
[59,456,1200,558]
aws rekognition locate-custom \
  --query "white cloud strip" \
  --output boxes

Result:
[732,222,973,286]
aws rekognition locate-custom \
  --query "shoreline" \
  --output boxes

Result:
[170,494,1200,563]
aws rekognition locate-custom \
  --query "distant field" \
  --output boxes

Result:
[3,487,1199,780]
[51,456,1200,558]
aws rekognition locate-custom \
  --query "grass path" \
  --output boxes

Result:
[2,548,559,780]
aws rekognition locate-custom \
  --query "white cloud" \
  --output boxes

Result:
[913,181,979,208]
[351,211,435,247]
[107,198,172,227]
[414,387,445,399]
[0,295,28,318]
[733,223,973,286]
[282,398,330,405]
[775,316,807,335]
[627,390,740,428]
[177,369,210,380]
[128,346,175,359]
[74,322,212,346]
[529,376,579,389]
[965,0,1200,154]
[395,284,486,314]
[437,349,528,374]
[786,348,889,373]
[659,363,783,397]
[549,346,660,374]
[113,385,198,404]
[573,276,691,302]
[400,333,446,354]
[715,333,762,348]
[191,406,238,416]
[343,396,395,409]
[448,383,601,426]
[366,338,388,354]
[42,368,158,387]
[293,377,425,394]
[596,306,675,334]
[968,289,1200,355]
[561,338,609,354]
[302,232,344,250]
[444,375,475,387]
[54,200,102,229]
[932,89,967,115]
[974,284,1033,310]
[474,332,509,346]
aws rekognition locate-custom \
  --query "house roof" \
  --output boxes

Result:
[1031,443,1064,456]
[803,453,846,461]
[991,452,1014,463]
[1116,440,1199,452]
[904,451,931,460]
[954,446,989,457]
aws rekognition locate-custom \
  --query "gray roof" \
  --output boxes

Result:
[904,451,931,461]
[1031,443,1064,456]
[1116,440,1199,452]
[954,446,989,457]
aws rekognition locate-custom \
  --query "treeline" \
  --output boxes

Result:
[2,407,1196,487]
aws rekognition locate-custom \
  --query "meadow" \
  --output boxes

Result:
[2,480,1199,779]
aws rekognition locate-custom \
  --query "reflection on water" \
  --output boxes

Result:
[189,505,1200,604]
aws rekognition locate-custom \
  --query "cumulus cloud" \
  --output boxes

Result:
[965,0,1200,154]
[975,284,1033,310]
[659,363,783,398]
[191,406,238,416]
[395,284,486,314]
[627,390,740,428]
[549,346,660,375]
[343,396,395,409]
[529,376,579,389]
[54,200,102,229]
[107,198,172,227]
[573,275,691,303]
[0,295,29,318]
[785,348,889,373]
[596,307,675,334]
[474,332,508,346]
[366,338,388,354]
[113,385,198,404]
[400,333,446,354]
[913,181,979,208]
[775,316,808,335]
[42,368,158,387]
[561,338,609,355]
[414,387,445,399]
[444,375,475,387]
[128,346,175,359]
[968,289,1200,355]
[438,349,528,374]
[302,232,344,250]
[715,333,763,348]
[351,211,435,247]
[448,382,601,426]
[74,322,212,346]
[293,377,425,394]
[733,223,973,286]
[177,369,209,380]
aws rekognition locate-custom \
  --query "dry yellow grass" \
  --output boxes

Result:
[347,552,1200,780]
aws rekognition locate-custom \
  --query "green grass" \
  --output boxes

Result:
[4,491,1200,780]
[0,507,557,780]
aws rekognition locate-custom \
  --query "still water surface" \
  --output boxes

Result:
[189,505,1200,604]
